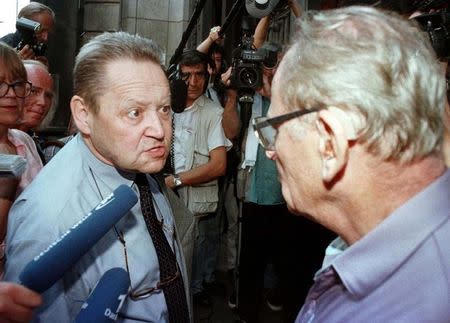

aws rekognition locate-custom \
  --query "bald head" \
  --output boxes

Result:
[21,61,54,131]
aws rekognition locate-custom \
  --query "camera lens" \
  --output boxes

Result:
[239,67,259,87]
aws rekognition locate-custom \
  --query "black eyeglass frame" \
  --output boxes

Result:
[0,81,32,98]
[252,107,321,150]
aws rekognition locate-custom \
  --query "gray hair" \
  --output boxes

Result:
[73,31,164,113]
[18,2,55,20]
[23,60,56,130]
[279,6,446,162]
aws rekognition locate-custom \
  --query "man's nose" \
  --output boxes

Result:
[36,92,46,105]
[144,112,165,139]
[189,74,201,86]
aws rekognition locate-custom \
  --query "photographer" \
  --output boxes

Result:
[231,3,334,321]
[1,2,55,65]
[165,50,231,309]
[197,26,239,139]
[253,0,302,49]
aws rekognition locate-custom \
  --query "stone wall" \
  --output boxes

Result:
[121,0,189,65]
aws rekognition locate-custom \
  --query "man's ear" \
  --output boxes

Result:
[70,95,91,135]
[316,109,350,183]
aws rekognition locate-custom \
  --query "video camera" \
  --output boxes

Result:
[230,17,279,103]
[16,17,47,57]
[414,9,449,59]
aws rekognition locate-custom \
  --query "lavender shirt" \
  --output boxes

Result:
[296,169,450,323]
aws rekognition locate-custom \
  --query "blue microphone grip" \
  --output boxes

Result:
[19,185,138,293]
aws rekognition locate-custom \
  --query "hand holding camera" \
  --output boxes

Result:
[15,17,47,58]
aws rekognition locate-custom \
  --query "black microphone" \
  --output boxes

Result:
[170,78,188,113]
[19,185,138,293]
[74,268,130,323]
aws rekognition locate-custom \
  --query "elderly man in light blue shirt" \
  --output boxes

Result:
[5,32,193,322]
[253,6,450,323]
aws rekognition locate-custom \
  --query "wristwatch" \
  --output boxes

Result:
[173,174,183,188]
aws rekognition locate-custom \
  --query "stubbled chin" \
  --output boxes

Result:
[137,160,166,174]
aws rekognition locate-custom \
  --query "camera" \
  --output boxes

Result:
[414,10,449,59]
[16,17,47,57]
[230,17,279,103]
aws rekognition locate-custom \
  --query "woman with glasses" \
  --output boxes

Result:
[0,42,42,241]
[0,41,43,322]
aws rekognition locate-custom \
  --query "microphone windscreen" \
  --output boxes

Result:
[245,0,280,18]
[19,185,138,293]
[170,79,187,113]
[74,268,130,323]
[0,154,27,177]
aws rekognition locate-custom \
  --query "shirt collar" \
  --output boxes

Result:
[324,169,450,299]
[193,95,206,108]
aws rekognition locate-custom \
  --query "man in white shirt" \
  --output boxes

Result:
[165,49,230,307]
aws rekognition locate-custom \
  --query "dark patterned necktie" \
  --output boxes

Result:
[135,173,190,322]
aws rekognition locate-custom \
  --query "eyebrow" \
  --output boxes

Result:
[123,98,171,108]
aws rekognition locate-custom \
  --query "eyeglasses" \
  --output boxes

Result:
[116,224,180,301]
[0,81,32,98]
[252,108,320,150]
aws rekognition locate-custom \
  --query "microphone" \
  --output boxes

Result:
[19,185,138,293]
[74,268,130,323]
[0,154,27,177]
[167,64,187,114]
[170,78,188,113]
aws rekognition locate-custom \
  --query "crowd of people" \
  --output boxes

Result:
[0,0,449,322]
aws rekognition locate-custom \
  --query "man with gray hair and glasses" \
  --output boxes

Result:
[253,6,450,322]
[5,32,192,322]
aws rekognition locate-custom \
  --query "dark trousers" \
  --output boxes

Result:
[278,212,335,322]
[237,202,285,322]
[237,202,334,322]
